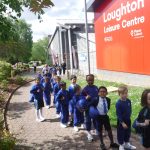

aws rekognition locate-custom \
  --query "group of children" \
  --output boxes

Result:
[30,71,150,150]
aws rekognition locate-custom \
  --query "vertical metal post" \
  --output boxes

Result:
[64,31,68,70]
[84,0,91,74]
[68,28,73,74]
[59,27,63,63]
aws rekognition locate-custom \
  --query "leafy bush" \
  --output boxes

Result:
[15,76,25,85]
[0,130,15,150]
[0,61,12,81]
[0,80,9,91]
[11,69,21,77]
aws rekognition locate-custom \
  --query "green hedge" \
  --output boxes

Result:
[0,61,12,81]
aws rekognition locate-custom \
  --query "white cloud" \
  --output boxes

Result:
[21,0,94,42]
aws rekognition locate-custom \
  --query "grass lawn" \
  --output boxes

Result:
[63,77,145,127]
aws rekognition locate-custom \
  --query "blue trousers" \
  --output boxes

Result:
[85,109,96,131]
[55,101,61,114]
[43,93,51,106]
[60,104,69,124]
[117,120,131,145]
[74,108,84,126]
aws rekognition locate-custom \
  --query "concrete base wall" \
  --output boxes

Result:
[97,69,150,88]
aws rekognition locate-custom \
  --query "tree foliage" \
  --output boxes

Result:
[0,19,33,64]
[0,0,54,41]
[31,37,49,63]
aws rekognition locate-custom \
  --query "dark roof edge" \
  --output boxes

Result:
[48,27,59,48]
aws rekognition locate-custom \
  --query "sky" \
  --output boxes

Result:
[21,0,94,42]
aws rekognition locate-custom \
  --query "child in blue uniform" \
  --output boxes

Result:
[43,77,52,109]
[89,86,119,150]
[29,72,42,103]
[55,82,69,128]
[136,89,150,149]
[50,74,57,105]
[71,85,85,132]
[116,86,136,150]
[82,74,99,141]
[68,75,78,126]
[30,78,45,122]
[53,76,61,118]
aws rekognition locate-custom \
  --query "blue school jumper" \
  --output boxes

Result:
[43,81,52,106]
[53,83,61,114]
[30,84,44,110]
[56,89,69,124]
[72,95,85,126]
[29,74,43,103]
[50,77,56,104]
[82,85,98,131]
[116,99,132,145]
[68,84,78,114]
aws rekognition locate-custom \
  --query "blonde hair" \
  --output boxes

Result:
[118,85,128,95]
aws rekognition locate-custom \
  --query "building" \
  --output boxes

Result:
[87,0,150,86]
[47,20,96,75]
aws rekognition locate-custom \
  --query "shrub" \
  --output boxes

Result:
[15,76,25,85]
[0,130,15,150]
[0,61,12,81]
[0,80,9,91]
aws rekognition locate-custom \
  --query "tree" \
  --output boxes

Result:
[0,19,33,64]
[31,37,49,63]
[0,0,54,41]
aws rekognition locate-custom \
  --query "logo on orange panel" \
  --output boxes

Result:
[130,29,144,38]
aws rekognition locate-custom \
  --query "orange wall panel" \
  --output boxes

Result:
[94,0,150,75]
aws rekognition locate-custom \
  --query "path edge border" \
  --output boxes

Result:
[3,79,35,131]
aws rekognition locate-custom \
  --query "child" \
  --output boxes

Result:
[82,74,99,141]
[116,86,136,150]
[43,77,52,109]
[29,72,42,103]
[136,89,150,149]
[50,74,57,105]
[89,86,119,150]
[30,77,45,122]
[53,76,61,118]
[71,85,85,132]
[55,82,69,128]
[68,75,78,126]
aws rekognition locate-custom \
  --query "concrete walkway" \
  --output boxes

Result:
[7,81,144,150]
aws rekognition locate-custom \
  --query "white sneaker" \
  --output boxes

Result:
[46,105,50,109]
[80,124,85,129]
[60,123,67,128]
[87,133,93,142]
[124,143,136,149]
[36,118,41,122]
[56,114,60,118]
[40,118,45,122]
[74,126,79,132]
[119,145,125,150]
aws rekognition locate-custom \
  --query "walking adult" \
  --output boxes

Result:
[61,61,66,75]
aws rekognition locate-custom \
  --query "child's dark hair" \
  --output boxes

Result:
[118,85,128,95]
[60,81,66,87]
[70,75,77,80]
[74,85,81,93]
[56,76,61,80]
[98,86,107,92]
[141,89,150,107]
[86,74,94,81]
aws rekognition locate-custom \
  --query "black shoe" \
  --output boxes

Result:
[100,144,107,150]
[68,121,73,126]
[110,143,119,148]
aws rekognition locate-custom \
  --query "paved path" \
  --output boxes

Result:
[7,81,144,150]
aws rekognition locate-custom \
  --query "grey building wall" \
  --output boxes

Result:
[76,33,97,75]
